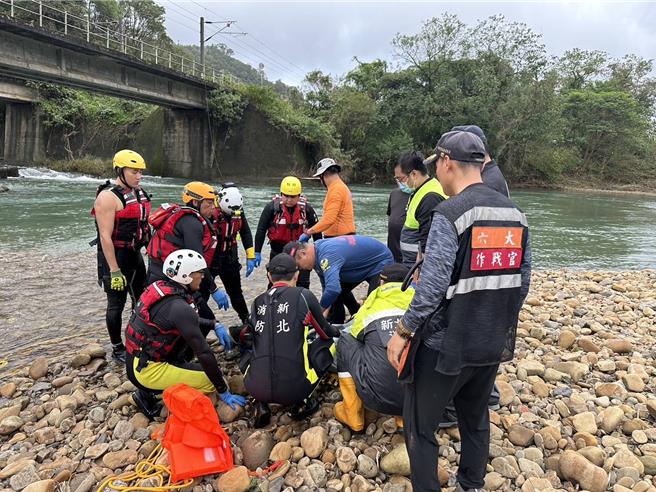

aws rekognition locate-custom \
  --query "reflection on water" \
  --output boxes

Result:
[1,168,656,270]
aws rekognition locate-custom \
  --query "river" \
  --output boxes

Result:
[1,168,655,367]
[1,168,656,270]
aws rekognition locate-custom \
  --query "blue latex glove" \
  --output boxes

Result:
[299,233,310,242]
[220,390,247,410]
[214,323,232,350]
[212,289,230,310]
[246,258,256,277]
[254,252,262,267]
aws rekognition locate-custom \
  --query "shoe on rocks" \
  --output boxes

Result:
[455,484,485,492]
[112,343,127,364]
[253,401,271,428]
[133,389,163,421]
[289,397,319,420]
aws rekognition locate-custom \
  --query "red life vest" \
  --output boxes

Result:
[212,210,242,254]
[267,195,308,243]
[91,180,151,250]
[146,203,217,265]
[125,280,196,362]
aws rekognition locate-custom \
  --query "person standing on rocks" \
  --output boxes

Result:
[91,150,151,363]
[209,183,257,325]
[387,130,531,492]
[254,176,322,289]
[234,253,341,427]
[284,236,394,323]
[125,249,246,419]
[146,181,230,322]
[452,125,510,197]
[386,181,410,263]
[395,151,447,267]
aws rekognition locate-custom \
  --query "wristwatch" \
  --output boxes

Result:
[395,320,413,340]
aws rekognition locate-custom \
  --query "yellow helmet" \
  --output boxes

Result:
[182,181,217,204]
[113,149,146,170]
[280,176,302,196]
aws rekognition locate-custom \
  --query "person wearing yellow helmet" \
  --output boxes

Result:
[253,176,321,289]
[91,149,151,363]
[146,181,230,323]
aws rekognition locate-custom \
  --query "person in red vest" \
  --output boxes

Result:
[125,249,245,419]
[147,181,229,323]
[209,183,256,324]
[92,149,151,363]
[254,176,322,288]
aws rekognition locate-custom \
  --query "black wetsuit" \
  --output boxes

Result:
[254,201,321,289]
[386,188,409,263]
[126,293,227,394]
[147,214,216,320]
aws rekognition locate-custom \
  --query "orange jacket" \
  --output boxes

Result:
[313,178,356,237]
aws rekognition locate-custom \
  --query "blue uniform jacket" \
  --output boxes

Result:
[314,235,394,308]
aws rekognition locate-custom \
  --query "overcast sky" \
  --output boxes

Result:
[160,1,656,86]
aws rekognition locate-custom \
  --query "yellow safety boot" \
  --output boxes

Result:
[334,376,364,432]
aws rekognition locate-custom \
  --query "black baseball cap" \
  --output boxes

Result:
[451,125,488,150]
[379,263,411,283]
[424,130,486,165]
[266,253,298,275]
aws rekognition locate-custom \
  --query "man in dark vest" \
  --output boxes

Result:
[387,130,531,492]
[234,253,340,427]
[92,150,151,363]
[452,125,510,197]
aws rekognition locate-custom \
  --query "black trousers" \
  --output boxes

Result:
[99,248,147,346]
[269,242,310,289]
[210,250,249,323]
[327,275,379,324]
[403,344,499,492]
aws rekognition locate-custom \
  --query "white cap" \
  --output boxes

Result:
[312,157,341,177]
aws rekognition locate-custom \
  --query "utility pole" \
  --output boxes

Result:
[200,16,205,67]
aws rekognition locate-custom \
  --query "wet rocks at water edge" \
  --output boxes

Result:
[1,270,656,492]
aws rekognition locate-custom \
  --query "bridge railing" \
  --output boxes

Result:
[0,0,243,87]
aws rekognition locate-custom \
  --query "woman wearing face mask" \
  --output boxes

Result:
[393,151,447,266]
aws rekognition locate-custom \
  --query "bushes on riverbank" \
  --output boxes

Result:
[36,157,109,177]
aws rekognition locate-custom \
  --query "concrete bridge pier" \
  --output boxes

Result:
[161,108,213,178]
[3,102,45,163]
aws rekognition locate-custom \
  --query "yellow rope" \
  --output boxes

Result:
[0,360,7,370]
[95,443,194,492]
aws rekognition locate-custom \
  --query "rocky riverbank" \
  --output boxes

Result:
[1,267,656,492]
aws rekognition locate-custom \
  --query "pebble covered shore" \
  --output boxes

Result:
[1,269,656,492]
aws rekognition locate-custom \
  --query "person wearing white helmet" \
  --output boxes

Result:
[91,149,151,363]
[209,183,257,325]
[124,249,246,419]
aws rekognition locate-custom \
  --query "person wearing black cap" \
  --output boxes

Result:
[235,253,341,427]
[451,125,510,197]
[334,263,414,431]
[387,130,531,492]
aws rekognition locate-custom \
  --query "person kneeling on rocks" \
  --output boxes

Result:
[124,249,246,419]
[335,264,413,431]
[234,253,341,427]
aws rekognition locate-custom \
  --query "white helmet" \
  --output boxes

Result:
[163,249,207,285]
[218,185,243,215]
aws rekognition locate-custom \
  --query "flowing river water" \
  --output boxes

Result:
[1,168,656,368]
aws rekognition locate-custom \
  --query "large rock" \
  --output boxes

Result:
[612,449,644,474]
[521,478,553,492]
[28,357,48,380]
[622,374,645,392]
[336,446,358,473]
[357,454,378,479]
[0,382,17,398]
[0,460,36,480]
[595,382,625,398]
[102,450,139,470]
[640,456,656,475]
[518,360,545,377]
[600,406,624,433]
[572,412,597,434]
[240,430,274,470]
[217,401,243,424]
[0,416,24,435]
[23,480,56,492]
[558,330,576,349]
[508,424,534,446]
[559,450,608,492]
[551,361,589,382]
[70,354,91,369]
[577,447,606,467]
[496,380,515,406]
[215,466,250,492]
[269,442,292,462]
[300,426,328,458]
[9,465,41,491]
[606,339,632,353]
